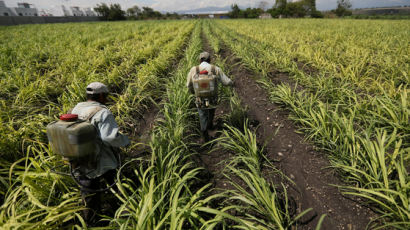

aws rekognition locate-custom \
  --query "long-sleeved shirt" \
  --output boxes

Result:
[186,61,233,93]
[71,101,130,179]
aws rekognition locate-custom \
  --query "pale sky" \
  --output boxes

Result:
[3,0,410,15]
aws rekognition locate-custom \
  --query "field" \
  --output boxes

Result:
[0,19,409,229]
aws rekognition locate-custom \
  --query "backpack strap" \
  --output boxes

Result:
[195,66,200,74]
[86,106,104,122]
[210,65,216,75]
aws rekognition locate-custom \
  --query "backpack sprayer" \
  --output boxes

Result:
[193,66,217,108]
[47,113,119,192]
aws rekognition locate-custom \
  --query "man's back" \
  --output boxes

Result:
[187,62,233,90]
[186,52,234,143]
[71,101,129,179]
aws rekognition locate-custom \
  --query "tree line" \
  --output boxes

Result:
[93,0,353,21]
[94,3,179,21]
[229,0,353,19]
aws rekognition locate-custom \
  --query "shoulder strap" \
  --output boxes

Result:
[86,106,104,122]
[195,66,200,74]
[211,65,216,75]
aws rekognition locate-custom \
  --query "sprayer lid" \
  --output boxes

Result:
[60,114,78,122]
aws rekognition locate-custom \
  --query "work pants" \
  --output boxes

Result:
[77,169,116,225]
[197,108,215,141]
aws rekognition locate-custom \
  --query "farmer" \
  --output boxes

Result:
[187,52,234,143]
[70,82,130,225]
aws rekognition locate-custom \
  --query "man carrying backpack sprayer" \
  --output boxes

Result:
[187,52,234,143]
[47,82,130,225]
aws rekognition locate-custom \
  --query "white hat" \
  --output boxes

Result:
[86,82,109,95]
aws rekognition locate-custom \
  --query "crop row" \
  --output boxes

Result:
[1,20,293,229]
[210,19,409,228]
[0,21,193,162]
[217,19,409,97]
[0,20,195,227]
[202,20,324,229]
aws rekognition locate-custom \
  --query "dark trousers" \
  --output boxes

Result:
[197,108,215,141]
[78,169,116,225]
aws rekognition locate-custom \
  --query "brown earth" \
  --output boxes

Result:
[126,102,160,158]
[124,32,191,158]
[197,32,377,229]
[191,33,246,200]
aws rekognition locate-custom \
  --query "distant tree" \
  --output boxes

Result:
[271,0,287,17]
[127,5,141,18]
[244,7,263,18]
[268,0,323,18]
[229,4,241,18]
[306,0,316,11]
[258,1,269,12]
[108,4,126,20]
[126,8,134,17]
[142,7,154,16]
[274,0,287,7]
[334,0,352,17]
[304,0,323,18]
[135,7,163,19]
[164,12,180,19]
[338,0,352,9]
[310,9,323,18]
[286,1,306,17]
[228,4,264,19]
[275,0,287,8]
[94,3,125,20]
[94,3,110,19]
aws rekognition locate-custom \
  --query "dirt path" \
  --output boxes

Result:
[190,32,235,197]
[125,33,191,158]
[126,102,160,157]
[204,36,376,229]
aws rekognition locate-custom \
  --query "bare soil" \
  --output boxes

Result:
[198,33,377,229]
[127,102,160,158]
[191,33,246,201]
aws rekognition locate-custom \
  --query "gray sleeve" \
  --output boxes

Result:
[187,67,195,92]
[97,110,130,148]
[216,67,233,86]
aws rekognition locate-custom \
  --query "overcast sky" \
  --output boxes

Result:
[4,0,410,15]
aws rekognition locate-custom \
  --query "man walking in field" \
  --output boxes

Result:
[70,82,130,225]
[187,52,234,143]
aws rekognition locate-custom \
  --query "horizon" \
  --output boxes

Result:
[2,0,410,15]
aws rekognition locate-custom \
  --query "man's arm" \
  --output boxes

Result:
[186,67,195,93]
[216,67,233,86]
[98,110,130,148]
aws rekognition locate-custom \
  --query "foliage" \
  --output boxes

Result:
[203,21,318,228]
[333,0,353,17]
[269,0,322,18]
[258,1,269,12]
[126,6,175,20]
[0,20,197,228]
[229,4,241,18]
[2,16,409,229]
[211,19,409,228]
[126,5,141,17]
[94,3,126,21]
[228,4,264,18]
[286,1,307,18]
[140,7,162,19]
